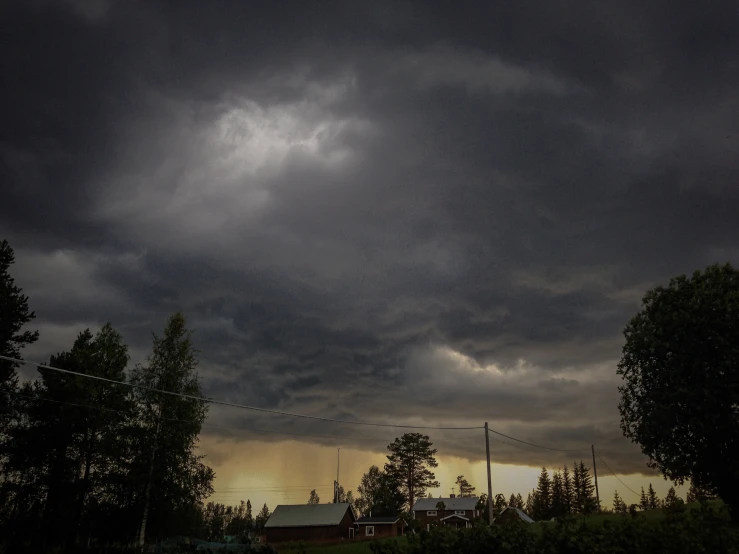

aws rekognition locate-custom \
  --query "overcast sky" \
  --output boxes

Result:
[2,0,738,508]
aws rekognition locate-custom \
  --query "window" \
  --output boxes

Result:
[366,526,374,537]
[455,510,465,515]
[426,510,437,516]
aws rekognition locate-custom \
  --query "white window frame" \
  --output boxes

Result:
[366,526,374,537]
[426,510,437,516]
[455,510,465,515]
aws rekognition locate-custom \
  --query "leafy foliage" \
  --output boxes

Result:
[308,489,320,504]
[0,239,38,435]
[355,465,405,517]
[618,263,739,517]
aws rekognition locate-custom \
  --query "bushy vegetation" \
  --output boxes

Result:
[366,502,738,554]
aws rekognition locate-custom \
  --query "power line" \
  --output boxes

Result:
[595,452,641,498]
[1,355,483,430]
[486,426,590,453]
[7,390,395,444]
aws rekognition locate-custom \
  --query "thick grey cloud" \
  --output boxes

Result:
[2,0,738,475]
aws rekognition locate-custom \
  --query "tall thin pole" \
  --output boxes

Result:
[485,422,493,523]
[591,444,600,511]
[336,448,340,503]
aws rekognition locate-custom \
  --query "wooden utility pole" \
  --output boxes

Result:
[591,444,600,510]
[484,422,493,523]
[335,448,340,503]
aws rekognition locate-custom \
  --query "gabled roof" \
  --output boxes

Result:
[412,497,479,511]
[356,516,400,524]
[440,514,469,521]
[264,504,354,528]
[497,507,534,523]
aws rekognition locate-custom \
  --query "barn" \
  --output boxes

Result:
[263,503,356,543]
[355,516,404,538]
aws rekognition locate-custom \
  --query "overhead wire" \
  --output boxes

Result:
[1,355,482,430]
[595,452,641,497]
[7,390,395,444]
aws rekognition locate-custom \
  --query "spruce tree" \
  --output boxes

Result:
[516,493,524,511]
[664,486,680,508]
[647,483,659,509]
[525,490,535,516]
[562,465,574,514]
[508,493,517,509]
[576,461,597,514]
[532,467,551,520]
[613,491,626,514]
[640,487,648,510]
[550,471,566,518]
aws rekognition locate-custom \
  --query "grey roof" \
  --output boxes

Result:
[264,504,354,528]
[356,516,400,524]
[497,507,535,523]
[412,497,479,511]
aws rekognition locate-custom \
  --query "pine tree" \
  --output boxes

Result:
[562,465,574,514]
[509,493,517,509]
[640,487,648,510]
[385,433,440,509]
[516,493,524,511]
[455,475,476,497]
[613,491,626,514]
[532,467,551,520]
[550,471,566,518]
[308,490,320,504]
[647,483,659,509]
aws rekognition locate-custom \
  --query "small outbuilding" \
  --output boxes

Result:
[264,503,356,543]
[355,516,404,538]
[495,507,535,524]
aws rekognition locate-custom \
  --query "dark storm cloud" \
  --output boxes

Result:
[2,0,739,475]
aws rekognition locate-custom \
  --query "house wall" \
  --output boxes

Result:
[413,508,479,530]
[265,508,355,543]
[357,523,400,539]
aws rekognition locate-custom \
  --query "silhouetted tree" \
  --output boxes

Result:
[0,239,38,440]
[532,468,551,520]
[385,433,440,510]
[640,487,648,510]
[618,263,739,517]
[308,490,320,504]
[493,494,507,518]
[647,483,659,509]
[550,471,567,518]
[562,465,574,514]
[664,487,680,508]
[613,491,626,514]
[455,475,476,497]
[130,313,214,547]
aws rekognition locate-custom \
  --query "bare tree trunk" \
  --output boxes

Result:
[138,413,162,550]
